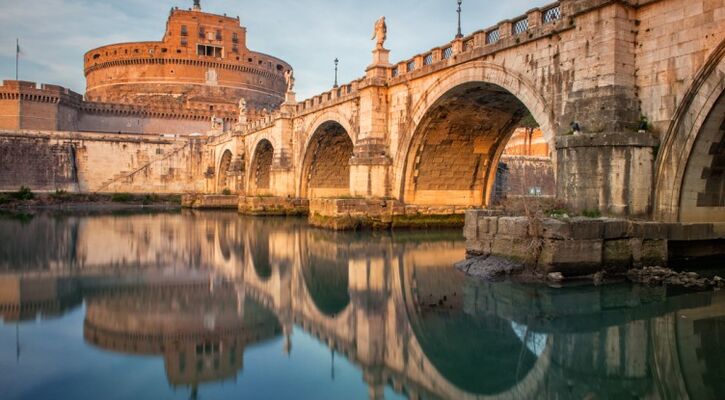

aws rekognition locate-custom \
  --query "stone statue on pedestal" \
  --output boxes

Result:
[238,97,247,125]
[372,17,387,50]
[284,69,295,93]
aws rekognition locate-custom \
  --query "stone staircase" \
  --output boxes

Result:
[94,141,190,193]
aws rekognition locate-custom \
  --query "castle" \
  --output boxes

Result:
[0,0,290,135]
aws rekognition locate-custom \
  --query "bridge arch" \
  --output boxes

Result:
[654,40,725,222]
[248,138,275,196]
[298,117,355,199]
[217,149,233,194]
[395,62,556,207]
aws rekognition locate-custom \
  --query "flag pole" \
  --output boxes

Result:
[16,38,19,81]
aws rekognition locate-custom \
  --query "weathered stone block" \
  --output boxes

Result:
[602,219,630,239]
[667,223,714,241]
[570,218,604,239]
[497,217,529,237]
[538,239,603,274]
[541,218,572,239]
[602,239,633,268]
[466,239,492,256]
[640,239,668,266]
[477,217,499,237]
[630,222,669,239]
[491,235,533,262]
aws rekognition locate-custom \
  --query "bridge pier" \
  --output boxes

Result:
[556,132,659,217]
[349,140,391,199]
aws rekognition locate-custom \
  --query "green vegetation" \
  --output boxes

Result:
[13,186,34,201]
[581,208,602,218]
[111,193,134,202]
[222,188,232,195]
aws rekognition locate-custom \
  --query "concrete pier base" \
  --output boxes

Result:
[181,194,238,209]
[238,196,309,216]
[309,198,466,230]
[464,209,725,275]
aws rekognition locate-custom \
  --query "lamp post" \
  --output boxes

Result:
[456,0,463,39]
[334,58,339,88]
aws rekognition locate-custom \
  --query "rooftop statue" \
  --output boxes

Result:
[372,17,387,50]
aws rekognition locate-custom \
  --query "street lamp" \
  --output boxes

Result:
[456,0,463,39]
[334,58,339,88]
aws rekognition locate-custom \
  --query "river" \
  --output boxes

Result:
[0,211,723,399]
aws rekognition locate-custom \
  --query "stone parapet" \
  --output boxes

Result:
[464,210,725,275]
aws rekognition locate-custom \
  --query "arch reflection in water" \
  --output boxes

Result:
[1,212,725,399]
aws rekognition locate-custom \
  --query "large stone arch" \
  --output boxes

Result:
[217,149,233,193]
[654,40,725,222]
[298,117,355,199]
[248,138,275,196]
[394,62,556,206]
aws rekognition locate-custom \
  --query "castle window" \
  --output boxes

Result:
[197,44,223,58]
[216,30,222,41]
[232,33,239,44]
[181,38,188,47]
[180,25,188,36]
[232,45,238,53]
[198,27,206,39]
[93,54,100,59]
[276,64,283,71]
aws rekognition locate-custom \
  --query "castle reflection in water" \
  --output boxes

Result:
[1,212,724,399]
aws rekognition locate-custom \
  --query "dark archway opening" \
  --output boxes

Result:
[301,122,353,199]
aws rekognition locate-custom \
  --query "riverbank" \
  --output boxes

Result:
[0,188,182,212]
[457,253,725,291]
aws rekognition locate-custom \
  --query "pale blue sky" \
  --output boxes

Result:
[0,0,550,99]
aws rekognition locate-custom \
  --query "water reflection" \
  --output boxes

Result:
[1,212,724,399]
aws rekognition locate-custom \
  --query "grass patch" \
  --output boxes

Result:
[12,186,34,201]
[581,208,602,218]
[111,193,134,203]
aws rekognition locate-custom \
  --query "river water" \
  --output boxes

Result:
[0,211,723,400]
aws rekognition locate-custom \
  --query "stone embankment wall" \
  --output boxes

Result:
[464,210,725,275]
[0,130,205,193]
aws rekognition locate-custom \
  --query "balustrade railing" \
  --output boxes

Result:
[512,18,529,35]
[486,29,500,45]
[542,6,561,24]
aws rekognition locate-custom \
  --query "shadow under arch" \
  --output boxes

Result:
[298,120,354,199]
[248,139,274,196]
[217,149,233,193]
[395,62,556,206]
[298,229,353,317]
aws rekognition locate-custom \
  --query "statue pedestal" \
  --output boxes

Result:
[366,48,391,79]
[284,91,296,104]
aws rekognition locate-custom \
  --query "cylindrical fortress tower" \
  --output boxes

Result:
[83,2,291,112]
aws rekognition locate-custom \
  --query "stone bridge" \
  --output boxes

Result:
[204,0,725,223]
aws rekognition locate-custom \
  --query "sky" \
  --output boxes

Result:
[0,0,550,100]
